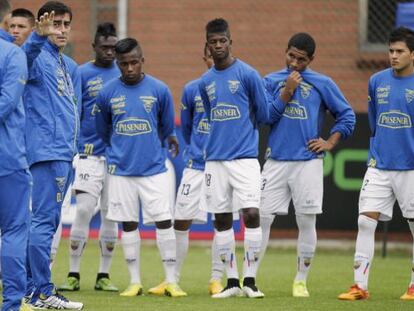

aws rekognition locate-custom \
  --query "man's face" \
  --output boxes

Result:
[48,13,71,49]
[8,16,33,46]
[116,48,144,85]
[389,41,414,74]
[285,47,313,72]
[93,35,117,67]
[206,32,231,62]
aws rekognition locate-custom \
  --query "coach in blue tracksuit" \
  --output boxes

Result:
[0,1,30,310]
[21,2,83,309]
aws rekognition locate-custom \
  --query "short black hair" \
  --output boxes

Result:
[38,1,72,21]
[11,8,35,26]
[94,22,117,43]
[205,18,230,39]
[287,32,316,57]
[115,38,142,55]
[389,26,414,52]
[0,0,11,22]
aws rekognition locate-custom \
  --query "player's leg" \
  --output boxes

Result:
[0,170,31,311]
[401,218,414,300]
[106,174,142,296]
[339,168,394,300]
[28,160,83,309]
[50,220,62,270]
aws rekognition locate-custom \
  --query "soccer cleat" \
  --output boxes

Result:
[208,280,224,295]
[58,276,80,291]
[19,301,34,311]
[148,281,167,296]
[164,283,187,297]
[95,277,119,292]
[338,284,369,300]
[242,284,265,298]
[119,283,143,297]
[33,292,83,310]
[400,284,414,300]
[292,280,309,297]
[212,285,243,298]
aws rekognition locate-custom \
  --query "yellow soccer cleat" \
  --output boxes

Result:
[119,283,143,297]
[19,301,34,311]
[400,284,414,300]
[338,284,369,301]
[148,281,168,296]
[292,280,309,298]
[164,283,187,297]
[208,279,224,295]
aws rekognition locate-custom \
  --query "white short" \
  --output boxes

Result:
[201,159,261,214]
[72,156,107,199]
[260,159,323,216]
[175,168,208,223]
[359,167,414,221]
[142,159,176,225]
[106,172,172,224]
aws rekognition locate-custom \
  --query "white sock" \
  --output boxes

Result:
[258,215,275,265]
[354,215,377,290]
[50,221,62,270]
[243,227,262,279]
[98,217,118,274]
[408,220,414,286]
[295,214,317,282]
[215,228,238,280]
[210,229,224,281]
[121,230,141,284]
[175,229,189,282]
[69,193,96,273]
[156,227,177,284]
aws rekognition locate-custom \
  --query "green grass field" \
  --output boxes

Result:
[44,239,414,311]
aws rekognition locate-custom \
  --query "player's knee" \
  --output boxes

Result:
[243,208,260,228]
[174,219,192,231]
[155,219,172,229]
[358,214,378,231]
[122,221,138,232]
[214,213,233,231]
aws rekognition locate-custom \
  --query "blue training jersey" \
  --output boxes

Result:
[78,61,120,156]
[181,78,209,170]
[264,68,355,160]
[198,59,269,161]
[95,74,175,176]
[367,68,414,170]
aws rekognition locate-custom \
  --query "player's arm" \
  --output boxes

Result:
[180,86,194,145]
[198,81,211,122]
[159,86,179,156]
[247,70,270,124]
[264,76,286,124]
[367,78,376,136]
[69,63,82,116]
[95,92,111,145]
[0,48,28,124]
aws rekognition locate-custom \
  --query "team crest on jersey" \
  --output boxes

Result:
[228,80,240,94]
[405,89,414,104]
[55,177,66,192]
[300,82,312,99]
[140,96,157,113]
[376,85,390,104]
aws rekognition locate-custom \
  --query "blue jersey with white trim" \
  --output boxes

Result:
[95,74,175,176]
[367,68,414,170]
[198,59,269,161]
[264,68,355,161]
[78,61,119,156]
[181,78,209,170]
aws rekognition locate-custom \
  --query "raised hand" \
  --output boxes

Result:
[35,11,61,37]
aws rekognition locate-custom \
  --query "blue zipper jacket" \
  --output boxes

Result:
[0,30,29,176]
[264,68,355,160]
[22,32,81,166]
[96,74,175,176]
[180,78,209,170]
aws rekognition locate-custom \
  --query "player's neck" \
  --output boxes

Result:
[94,59,113,69]
[393,65,414,78]
[214,56,235,71]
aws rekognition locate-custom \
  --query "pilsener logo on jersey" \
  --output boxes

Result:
[197,118,210,134]
[115,118,152,135]
[283,100,308,120]
[211,103,241,121]
[378,111,412,129]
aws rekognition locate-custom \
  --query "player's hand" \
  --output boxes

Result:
[308,138,335,153]
[284,71,302,95]
[35,11,61,37]
[168,135,179,158]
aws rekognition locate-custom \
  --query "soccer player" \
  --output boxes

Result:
[198,18,268,298]
[8,8,35,46]
[58,22,120,293]
[0,1,31,310]
[338,27,414,301]
[149,44,226,296]
[259,33,355,297]
[95,37,186,298]
[22,1,83,309]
